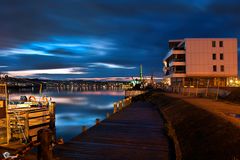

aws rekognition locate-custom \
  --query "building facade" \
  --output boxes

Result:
[163,38,238,87]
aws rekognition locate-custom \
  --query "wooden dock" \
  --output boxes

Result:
[55,101,172,160]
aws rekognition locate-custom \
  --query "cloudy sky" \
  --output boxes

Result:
[0,0,239,80]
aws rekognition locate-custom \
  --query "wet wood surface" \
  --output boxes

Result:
[55,101,171,160]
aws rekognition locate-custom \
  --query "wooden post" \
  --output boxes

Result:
[182,87,185,96]
[205,79,209,97]
[113,103,117,113]
[178,83,181,93]
[195,81,199,97]
[216,81,220,100]
[49,102,56,142]
[95,118,100,125]
[37,129,53,160]
[127,98,130,105]
[129,97,132,104]
[24,112,29,142]
[82,126,87,132]
[188,86,191,96]
[39,83,43,96]
[123,99,127,108]
[106,112,110,118]
[119,101,123,110]
[1,84,10,144]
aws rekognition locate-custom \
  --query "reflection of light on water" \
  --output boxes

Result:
[80,91,124,96]
[53,97,88,105]
[56,113,104,126]
[89,103,113,110]
[9,90,124,141]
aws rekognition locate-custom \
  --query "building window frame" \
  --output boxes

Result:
[212,41,216,47]
[220,65,224,72]
[213,65,217,72]
[212,53,216,60]
[220,53,224,60]
[219,41,223,47]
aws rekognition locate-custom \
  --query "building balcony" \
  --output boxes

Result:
[165,73,186,78]
[172,49,185,54]
[164,49,185,61]
[169,61,186,67]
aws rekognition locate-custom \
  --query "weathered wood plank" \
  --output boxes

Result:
[29,124,49,136]
[29,111,49,118]
[55,101,172,160]
[29,116,50,127]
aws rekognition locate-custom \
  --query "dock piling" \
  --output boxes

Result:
[24,112,29,142]
[49,102,56,142]
[95,118,100,125]
[113,103,117,113]
[119,101,123,110]
[106,112,110,118]
[123,99,126,108]
[82,126,87,133]
[37,129,53,160]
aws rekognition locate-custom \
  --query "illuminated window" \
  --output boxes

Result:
[212,53,216,60]
[221,65,224,72]
[219,41,223,47]
[220,53,224,60]
[213,65,217,72]
[212,41,216,47]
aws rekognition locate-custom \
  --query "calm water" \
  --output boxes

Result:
[9,89,125,141]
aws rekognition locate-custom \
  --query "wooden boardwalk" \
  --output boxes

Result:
[55,101,172,160]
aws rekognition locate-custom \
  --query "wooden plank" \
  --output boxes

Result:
[29,125,49,137]
[0,107,6,118]
[29,116,50,127]
[31,135,37,142]
[55,101,172,160]
[29,111,49,118]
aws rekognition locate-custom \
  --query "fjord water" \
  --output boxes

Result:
[9,88,125,141]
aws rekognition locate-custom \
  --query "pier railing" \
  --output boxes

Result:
[166,86,231,100]
[81,96,133,133]
[113,97,132,114]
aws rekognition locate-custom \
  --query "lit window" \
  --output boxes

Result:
[221,65,224,72]
[212,41,216,47]
[219,41,223,47]
[212,53,216,60]
[213,65,217,72]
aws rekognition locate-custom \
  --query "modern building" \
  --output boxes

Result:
[163,38,238,87]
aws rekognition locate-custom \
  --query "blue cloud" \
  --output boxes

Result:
[0,0,239,79]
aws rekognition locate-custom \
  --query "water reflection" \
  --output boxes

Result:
[9,89,124,141]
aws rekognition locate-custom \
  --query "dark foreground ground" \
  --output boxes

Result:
[135,91,240,160]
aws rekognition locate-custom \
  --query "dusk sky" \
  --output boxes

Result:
[0,0,239,80]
